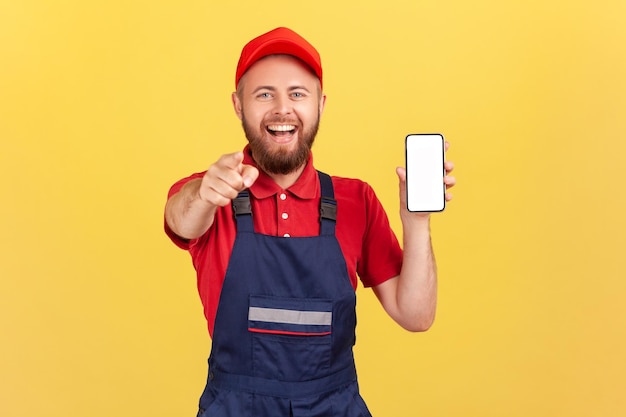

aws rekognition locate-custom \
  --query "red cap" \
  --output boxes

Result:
[235,27,322,89]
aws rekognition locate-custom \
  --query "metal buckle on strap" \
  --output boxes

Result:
[320,197,337,221]
[232,192,252,216]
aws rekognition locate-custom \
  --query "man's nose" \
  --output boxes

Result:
[272,94,293,115]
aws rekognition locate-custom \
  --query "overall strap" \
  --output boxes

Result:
[318,171,337,236]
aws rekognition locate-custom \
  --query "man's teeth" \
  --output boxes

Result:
[268,125,295,132]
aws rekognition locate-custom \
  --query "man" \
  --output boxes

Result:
[165,27,455,417]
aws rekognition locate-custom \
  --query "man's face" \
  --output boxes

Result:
[233,55,326,175]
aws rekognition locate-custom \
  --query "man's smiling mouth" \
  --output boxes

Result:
[267,124,297,137]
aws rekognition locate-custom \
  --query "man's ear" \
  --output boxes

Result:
[319,93,327,116]
[232,92,243,120]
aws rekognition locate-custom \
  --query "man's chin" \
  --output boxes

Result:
[253,147,310,175]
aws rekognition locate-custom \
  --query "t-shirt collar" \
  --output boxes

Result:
[242,145,318,200]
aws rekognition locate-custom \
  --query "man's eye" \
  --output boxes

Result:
[257,92,272,99]
[291,92,305,99]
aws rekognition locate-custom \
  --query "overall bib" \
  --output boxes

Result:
[197,172,372,417]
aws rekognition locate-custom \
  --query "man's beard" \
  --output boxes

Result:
[242,112,320,175]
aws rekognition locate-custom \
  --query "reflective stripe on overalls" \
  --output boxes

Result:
[197,171,372,417]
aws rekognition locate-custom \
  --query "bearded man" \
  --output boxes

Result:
[164,27,455,417]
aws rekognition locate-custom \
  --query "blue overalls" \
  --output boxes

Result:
[197,171,372,417]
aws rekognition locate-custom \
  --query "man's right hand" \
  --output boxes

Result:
[198,152,260,207]
[165,152,259,240]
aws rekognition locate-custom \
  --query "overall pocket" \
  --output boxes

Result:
[248,295,333,381]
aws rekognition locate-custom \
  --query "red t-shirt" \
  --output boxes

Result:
[165,148,403,336]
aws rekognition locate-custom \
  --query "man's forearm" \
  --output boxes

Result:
[372,215,438,332]
[165,178,217,240]
[396,216,438,331]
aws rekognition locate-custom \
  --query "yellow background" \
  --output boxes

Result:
[2,0,625,416]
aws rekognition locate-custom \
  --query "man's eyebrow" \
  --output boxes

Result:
[251,86,276,94]
[288,85,312,93]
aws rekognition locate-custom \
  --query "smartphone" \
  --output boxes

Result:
[405,133,446,212]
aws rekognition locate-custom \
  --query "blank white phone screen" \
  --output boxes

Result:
[405,134,445,212]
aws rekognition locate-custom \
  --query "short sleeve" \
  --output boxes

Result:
[357,184,403,287]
